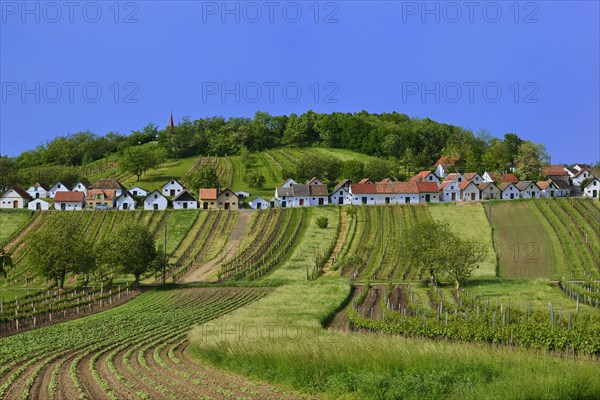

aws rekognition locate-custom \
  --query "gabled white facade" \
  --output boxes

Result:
[0,189,30,209]
[440,182,461,202]
[330,185,352,205]
[28,198,50,211]
[173,192,198,209]
[49,182,70,198]
[280,178,297,188]
[583,178,600,199]
[128,186,148,198]
[461,182,480,202]
[116,192,137,210]
[518,182,541,199]
[72,182,88,194]
[479,183,501,200]
[572,170,593,186]
[500,184,520,200]
[162,179,184,197]
[26,184,49,199]
[540,182,560,198]
[144,191,168,210]
[249,197,270,209]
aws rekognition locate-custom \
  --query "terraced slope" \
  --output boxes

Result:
[0,287,307,400]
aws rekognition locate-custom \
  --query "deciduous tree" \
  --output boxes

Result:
[120,144,166,181]
[29,224,95,289]
[101,225,160,286]
[186,164,221,190]
[441,237,488,290]
[515,141,550,181]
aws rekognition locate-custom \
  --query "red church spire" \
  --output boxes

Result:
[169,111,174,129]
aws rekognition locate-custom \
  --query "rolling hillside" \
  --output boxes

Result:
[80,147,377,198]
[486,198,600,280]
[1,198,598,308]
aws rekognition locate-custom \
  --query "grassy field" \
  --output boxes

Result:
[189,208,600,400]
[485,201,558,279]
[429,203,497,278]
[0,210,32,246]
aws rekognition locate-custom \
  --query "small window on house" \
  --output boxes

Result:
[171,180,174,184]
[154,194,158,199]
[225,192,229,197]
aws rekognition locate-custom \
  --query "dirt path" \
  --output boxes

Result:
[3,213,42,252]
[182,210,253,283]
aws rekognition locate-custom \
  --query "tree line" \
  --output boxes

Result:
[3,110,588,192]
[27,223,161,289]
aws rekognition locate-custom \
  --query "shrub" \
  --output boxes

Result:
[316,216,329,229]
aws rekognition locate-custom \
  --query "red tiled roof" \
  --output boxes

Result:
[409,171,434,182]
[416,182,439,193]
[444,173,462,182]
[502,173,519,183]
[458,181,474,190]
[542,165,568,177]
[478,182,497,191]
[358,178,372,184]
[55,191,84,202]
[395,182,418,194]
[537,180,552,190]
[497,183,515,191]
[86,189,116,201]
[375,183,398,194]
[350,183,378,194]
[199,188,218,200]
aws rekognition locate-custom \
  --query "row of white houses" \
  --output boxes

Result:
[0,178,250,211]
[247,170,599,209]
[3,168,599,211]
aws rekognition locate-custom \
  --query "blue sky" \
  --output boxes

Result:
[1,1,598,163]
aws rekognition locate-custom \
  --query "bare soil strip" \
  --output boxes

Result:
[183,210,253,283]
